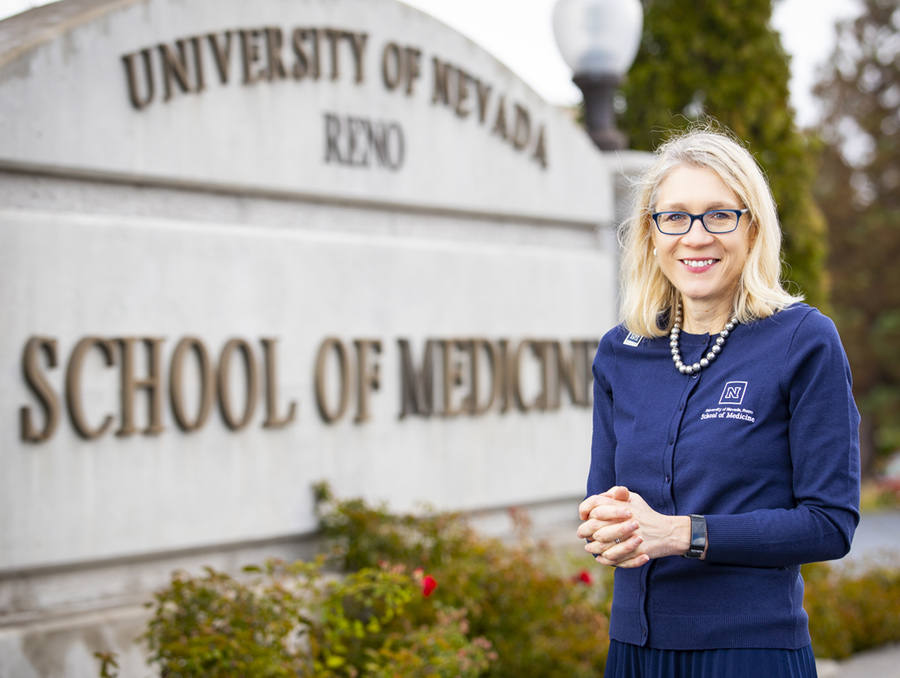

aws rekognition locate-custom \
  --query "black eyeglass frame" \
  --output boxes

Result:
[651,208,749,235]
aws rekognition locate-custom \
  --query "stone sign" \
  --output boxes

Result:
[0,0,620,674]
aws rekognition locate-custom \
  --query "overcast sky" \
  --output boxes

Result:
[0,0,862,127]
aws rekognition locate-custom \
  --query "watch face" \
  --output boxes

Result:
[687,514,706,558]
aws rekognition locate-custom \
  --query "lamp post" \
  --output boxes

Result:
[552,0,644,151]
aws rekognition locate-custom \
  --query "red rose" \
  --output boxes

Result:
[422,575,438,597]
[576,570,593,585]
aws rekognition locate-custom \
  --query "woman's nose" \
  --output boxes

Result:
[680,216,715,244]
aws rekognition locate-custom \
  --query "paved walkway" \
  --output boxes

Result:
[820,511,900,676]
[817,644,900,678]
[840,510,900,567]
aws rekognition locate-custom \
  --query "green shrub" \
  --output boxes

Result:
[860,478,900,512]
[97,485,900,677]
[804,559,900,660]
[103,556,494,678]
[141,560,316,677]
[314,482,613,678]
[315,483,900,670]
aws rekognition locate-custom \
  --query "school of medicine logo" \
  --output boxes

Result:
[719,381,748,405]
[623,332,643,347]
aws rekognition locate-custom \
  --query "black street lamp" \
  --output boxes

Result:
[552,0,644,151]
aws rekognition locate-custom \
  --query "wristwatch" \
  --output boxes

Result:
[683,514,707,559]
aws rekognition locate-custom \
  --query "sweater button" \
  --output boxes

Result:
[668,437,674,445]
[665,475,671,484]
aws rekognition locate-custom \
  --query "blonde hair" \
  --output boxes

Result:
[619,127,803,337]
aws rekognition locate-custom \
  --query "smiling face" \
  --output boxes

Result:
[651,165,752,327]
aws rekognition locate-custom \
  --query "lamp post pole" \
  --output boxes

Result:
[573,72,626,151]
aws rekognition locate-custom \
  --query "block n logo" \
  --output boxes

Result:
[719,381,748,405]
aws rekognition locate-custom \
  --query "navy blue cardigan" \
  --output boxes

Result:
[588,304,860,650]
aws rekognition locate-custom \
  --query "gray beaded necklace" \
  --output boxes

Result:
[670,302,739,375]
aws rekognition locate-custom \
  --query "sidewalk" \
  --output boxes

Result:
[817,644,900,678]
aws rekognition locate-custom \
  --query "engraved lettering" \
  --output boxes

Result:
[440,339,465,417]
[347,31,368,83]
[432,56,450,106]
[190,36,206,92]
[353,339,381,423]
[315,337,350,423]
[324,29,341,80]
[20,337,60,443]
[475,79,492,124]
[217,338,259,430]
[382,42,402,90]
[117,337,165,436]
[493,95,508,140]
[66,337,117,439]
[323,112,404,170]
[159,40,193,101]
[324,112,342,163]
[455,68,471,118]
[265,27,287,80]
[207,31,233,84]
[512,103,530,150]
[405,46,421,95]
[261,338,297,428]
[239,29,264,85]
[397,338,436,418]
[532,124,548,169]
[169,337,214,432]
[122,49,155,109]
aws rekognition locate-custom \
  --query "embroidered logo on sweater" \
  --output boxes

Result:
[623,332,643,347]
[719,381,748,405]
[700,382,755,423]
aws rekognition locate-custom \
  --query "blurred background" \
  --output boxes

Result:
[3,0,895,487]
[1,0,898,676]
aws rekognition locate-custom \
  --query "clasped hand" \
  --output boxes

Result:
[577,486,685,569]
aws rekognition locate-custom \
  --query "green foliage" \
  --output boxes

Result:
[315,484,900,669]
[813,0,900,467]
[98,486,900,675]
[134,556,493,678]
[142,561,314,677]
[860,478,900,512]
[365,608,494,678]
[617,0,829,308]
[314,483,617,678]
[93,652,119,678]
[803,560,900,659]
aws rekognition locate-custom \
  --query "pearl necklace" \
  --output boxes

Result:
[670,303,739,375]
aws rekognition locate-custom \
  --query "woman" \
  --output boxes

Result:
[577,128,860,678]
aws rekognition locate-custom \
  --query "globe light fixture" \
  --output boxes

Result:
[552,0,644,151]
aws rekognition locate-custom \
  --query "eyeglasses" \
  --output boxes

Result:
[651,208,749,235]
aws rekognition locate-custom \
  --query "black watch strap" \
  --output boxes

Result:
[683,514,707,559]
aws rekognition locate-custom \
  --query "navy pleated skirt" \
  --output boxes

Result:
[604,640,818,678]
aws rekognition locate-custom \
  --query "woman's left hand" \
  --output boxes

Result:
[580,490,690,568]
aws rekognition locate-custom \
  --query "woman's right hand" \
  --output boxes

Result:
[577,486,644,563]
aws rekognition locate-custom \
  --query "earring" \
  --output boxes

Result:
[652,247,657,256]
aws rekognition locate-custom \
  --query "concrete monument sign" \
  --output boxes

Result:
[0,0,620,674]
